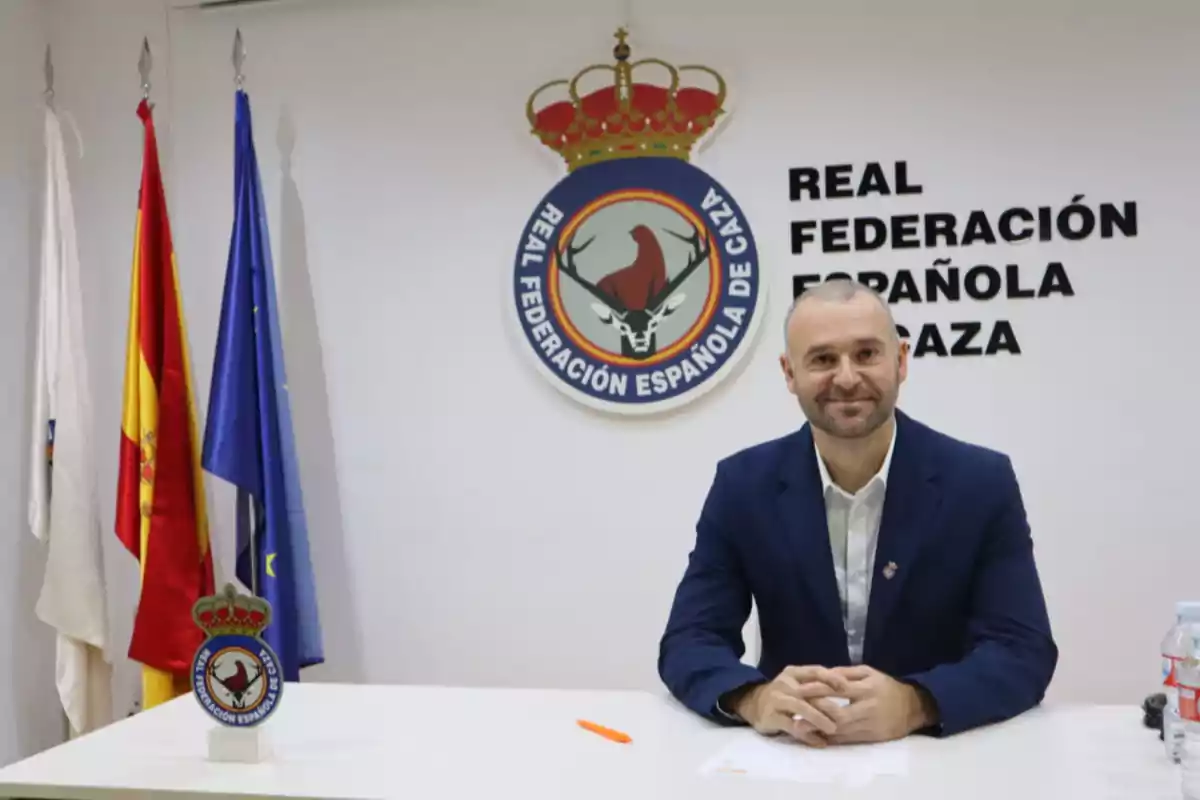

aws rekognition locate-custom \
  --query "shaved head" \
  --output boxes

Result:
[778,279,908,440]
[784,280,899,351]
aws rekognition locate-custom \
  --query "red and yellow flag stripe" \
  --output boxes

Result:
[115,99,214,710]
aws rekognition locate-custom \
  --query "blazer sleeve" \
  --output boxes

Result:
[658,460,766,723]
[903,455,1058,736]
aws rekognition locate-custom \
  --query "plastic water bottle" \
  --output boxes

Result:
[1163,602,1200,763]
[1179,653,1200,799]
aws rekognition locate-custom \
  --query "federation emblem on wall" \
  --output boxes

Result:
[191,583,283,727]
[513,29,765,415]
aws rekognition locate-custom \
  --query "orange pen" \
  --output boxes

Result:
[577,719,632,744]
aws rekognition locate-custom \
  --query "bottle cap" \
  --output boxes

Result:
[1177,601,1200,621]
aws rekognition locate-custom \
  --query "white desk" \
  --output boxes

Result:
[0,683,1179,799]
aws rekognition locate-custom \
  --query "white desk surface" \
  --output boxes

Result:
[0,682,1179,800]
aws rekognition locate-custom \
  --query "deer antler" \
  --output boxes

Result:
[555,234,628,314]
[648,222,712,311]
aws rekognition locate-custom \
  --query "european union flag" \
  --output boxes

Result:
[202,89,323,680]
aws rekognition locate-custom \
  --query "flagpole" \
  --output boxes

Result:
[44,44,54,108]
[234,28,245,92]
[138,37,151,102]
[232,28,259,599]
[44,43,71,743]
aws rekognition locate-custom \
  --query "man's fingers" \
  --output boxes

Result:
[809,697,851,728]
[839,683,872,702]
[753,712,791,737]
[789,718,829,748]
[831,665,876,682]
[780,665,826,682]
[761,685,843,735]
[827,711,884,745]
[833,697,876,727]
[795,727,829,748]
[750,667,898,747]
[776,679,842,700]
[781,665,852,695]
[831,664,878,699]
[781,697,838,736]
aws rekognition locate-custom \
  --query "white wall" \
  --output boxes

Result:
[35,0,1200,729]
[0,0,66,765]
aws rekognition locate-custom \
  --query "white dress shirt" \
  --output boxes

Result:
[814,425,896,664]
[716,427,897,719]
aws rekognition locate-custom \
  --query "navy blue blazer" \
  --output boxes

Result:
[658,410,1057,737]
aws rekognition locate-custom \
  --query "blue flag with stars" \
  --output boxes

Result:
[202,89,323,680]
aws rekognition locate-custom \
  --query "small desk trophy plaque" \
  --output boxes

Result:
[191,583,283,763]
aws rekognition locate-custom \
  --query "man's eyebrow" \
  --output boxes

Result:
[803,337,885,356]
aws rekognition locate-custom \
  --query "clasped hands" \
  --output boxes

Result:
[731,665,937,748]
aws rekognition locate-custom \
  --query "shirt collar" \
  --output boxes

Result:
[813,419,897,499]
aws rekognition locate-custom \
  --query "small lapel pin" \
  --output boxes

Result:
[882,561,898,580]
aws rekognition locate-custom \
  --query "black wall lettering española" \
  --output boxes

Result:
[793,261,1074,305]
[789,262,1071,358]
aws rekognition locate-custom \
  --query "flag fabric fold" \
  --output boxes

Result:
[29,103,113,737]
[115,99,215,709]
[202,89,324,681]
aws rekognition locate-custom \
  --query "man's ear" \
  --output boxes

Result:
[779,354,799,393]
[897,339,910,383]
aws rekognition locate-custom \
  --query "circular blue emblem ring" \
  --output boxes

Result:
[191,634,283,727]
[512,156,765,414]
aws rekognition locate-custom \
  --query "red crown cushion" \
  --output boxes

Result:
[534,82,721,146]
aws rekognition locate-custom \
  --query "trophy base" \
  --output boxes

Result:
[207,724,273,763]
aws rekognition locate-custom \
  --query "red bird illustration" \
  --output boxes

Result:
[596,225,668,310]
[210,658,262,710]
[554,220,710,360]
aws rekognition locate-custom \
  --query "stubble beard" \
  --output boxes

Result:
[801,377,898,440]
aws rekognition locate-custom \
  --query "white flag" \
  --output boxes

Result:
[29,104,112,738]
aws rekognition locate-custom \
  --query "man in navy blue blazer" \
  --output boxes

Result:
[658,279,1057,747]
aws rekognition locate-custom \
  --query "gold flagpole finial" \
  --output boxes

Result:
[233,28,246,89]
[138,37,152,100]
[44,44,54,106]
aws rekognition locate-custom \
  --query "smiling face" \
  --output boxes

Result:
[779,288,908,439]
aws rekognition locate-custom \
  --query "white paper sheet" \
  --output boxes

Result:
[699,734,909,787]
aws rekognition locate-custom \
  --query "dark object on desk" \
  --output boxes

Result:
[1144,692,1166,738]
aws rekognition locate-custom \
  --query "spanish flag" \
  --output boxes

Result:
[115,99,214,710]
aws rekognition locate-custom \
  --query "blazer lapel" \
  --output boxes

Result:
[863,411,942,660]
[777,425,848,654]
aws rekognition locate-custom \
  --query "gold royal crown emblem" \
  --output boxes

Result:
[192,583,272,639]
[526,28,727,172]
